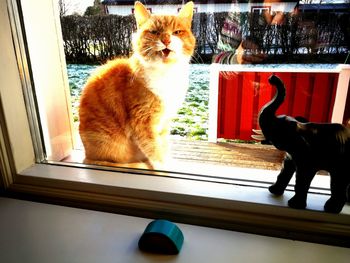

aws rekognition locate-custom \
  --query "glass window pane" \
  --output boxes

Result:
[26,1,349,209]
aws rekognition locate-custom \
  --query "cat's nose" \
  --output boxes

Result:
[161,34,171,46]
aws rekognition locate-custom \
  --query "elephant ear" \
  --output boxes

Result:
[335,128,350,153]
[296,122,314,139]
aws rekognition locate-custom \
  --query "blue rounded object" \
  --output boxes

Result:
[138,219,184,255]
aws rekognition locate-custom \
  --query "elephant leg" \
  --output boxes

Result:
[269,154,295,196]
[324,170,348,213]
[288,167,316,210]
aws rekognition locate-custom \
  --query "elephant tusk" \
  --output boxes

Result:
[251,134,266,141]
[252,129,264,135]
[251,128,266,141]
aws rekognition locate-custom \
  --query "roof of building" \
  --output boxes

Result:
[299,3,350,11]
[101,0,298,5]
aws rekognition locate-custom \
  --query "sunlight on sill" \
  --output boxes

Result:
[57,136,332,195]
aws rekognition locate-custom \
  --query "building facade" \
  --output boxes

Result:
[101,0,298,16]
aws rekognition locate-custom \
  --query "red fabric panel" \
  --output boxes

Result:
[216,71,339,141]
[236,72,254,139]
[291,73,311,119]
[218,72,240,138]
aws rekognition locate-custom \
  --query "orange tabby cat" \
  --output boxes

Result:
[79,1,195,169]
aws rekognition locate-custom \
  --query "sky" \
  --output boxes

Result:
[63,0,94,15]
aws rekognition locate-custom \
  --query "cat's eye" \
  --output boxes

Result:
[148,30,160,35]
[173,30,184,35]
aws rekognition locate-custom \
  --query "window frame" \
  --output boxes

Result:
[1,0,350,247]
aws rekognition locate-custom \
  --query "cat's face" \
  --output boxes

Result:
[132,1,195,65]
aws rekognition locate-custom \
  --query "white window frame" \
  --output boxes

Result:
[1,0,350,247]
[251,5,271,15]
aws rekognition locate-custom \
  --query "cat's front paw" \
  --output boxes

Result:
[324,198,345,214]
[269,184,285,196]
[288,196,307,210]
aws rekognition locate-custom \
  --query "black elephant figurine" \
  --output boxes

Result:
[258,75,350,213]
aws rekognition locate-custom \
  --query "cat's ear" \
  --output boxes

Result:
[178,1,194,25]
[134,1,151,28]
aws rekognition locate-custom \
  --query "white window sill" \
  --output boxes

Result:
[0,197,349,263]
[18,162,346,212]
[10,163,350,247]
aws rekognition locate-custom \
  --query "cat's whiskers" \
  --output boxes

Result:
[191,49,204,64]
[141,45,158,59]
[142,45,155,53]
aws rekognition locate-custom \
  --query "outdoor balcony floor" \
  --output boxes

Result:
[63,138,285,173]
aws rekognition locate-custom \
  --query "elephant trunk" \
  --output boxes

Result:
[258,75,286,139]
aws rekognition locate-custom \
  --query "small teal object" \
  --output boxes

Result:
[138,219,184,255]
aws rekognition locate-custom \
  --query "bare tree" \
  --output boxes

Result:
[58,0,68,17]
[58,0,79,17]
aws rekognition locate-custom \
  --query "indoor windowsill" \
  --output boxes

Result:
[0,197,349,263]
